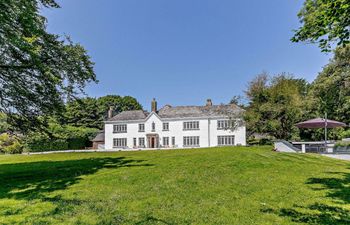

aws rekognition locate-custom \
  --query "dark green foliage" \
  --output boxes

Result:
[244,72,308,140]
[26,138,68,152]
[0,133,23,154]
[63,95,142,129]
[0,0,96,132]
[97,95,143,120]
[64,97,100,129]
[25,121,98,152]
[309,45,350,125]
[292,0,350,51]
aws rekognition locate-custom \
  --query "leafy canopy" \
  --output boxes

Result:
[292,0,350,51]
[244,73,308,140]
[310,44,350,124]
[0,0,96,132]
[63,95,143,129]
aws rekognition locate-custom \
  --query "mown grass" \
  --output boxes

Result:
[0,146,350,224]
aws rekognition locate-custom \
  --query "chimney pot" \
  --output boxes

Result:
[206,99,213,106]
[108,106,113,119]
[151,98,157,112]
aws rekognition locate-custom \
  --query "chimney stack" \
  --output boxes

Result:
[108,106,113,119]
[206,99,213,106]
[151,98,157,112]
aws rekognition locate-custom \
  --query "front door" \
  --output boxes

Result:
[151,137,155,148]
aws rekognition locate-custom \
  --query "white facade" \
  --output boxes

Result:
[104,111,246,150]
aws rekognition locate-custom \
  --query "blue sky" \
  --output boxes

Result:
[43,0,332,110]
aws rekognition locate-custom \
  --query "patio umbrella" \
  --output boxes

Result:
[295,115,347,143]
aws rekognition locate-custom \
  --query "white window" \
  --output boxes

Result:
[183,121,200,130]
[183,136,200,147]
[133,138,137,147]
[152,122,156,131]
[139,124,145,132]
[172,137,175,146]
[163,137,169,146]
[218,136,235,146]
[163,122,169,131]
[139,137,145,147]
[113,124,127,133]
[113,138,127,147]
[217,120,229,130]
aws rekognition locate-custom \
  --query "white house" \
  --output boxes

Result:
[104,99,246,150]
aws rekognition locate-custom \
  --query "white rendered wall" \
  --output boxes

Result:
[104,113,246,149]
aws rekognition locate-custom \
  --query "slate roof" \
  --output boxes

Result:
[107,110,149,121]
[107,104,242,122]
[92,131,105,142]
[158,104,242,119]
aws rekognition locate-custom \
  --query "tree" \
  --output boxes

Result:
[244,73,308,140]
[63,95,143,129]
[310,44,350,124]
[97,95,143,120]
[64,98,100,129]
[292,0,350,51]
[0,0,96,132]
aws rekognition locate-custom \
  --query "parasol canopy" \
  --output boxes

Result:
[295,118,347,129]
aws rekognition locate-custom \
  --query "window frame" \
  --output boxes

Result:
[217,120,230,130]
[138,137,145,147]
[113,138,127,148]
[183,136,200,147]
[217,135,235,146]
[183,121,200,131]
[163,122,169,131]
[163,137,169,146]
[113,124,127,133]
[138,123,145,132]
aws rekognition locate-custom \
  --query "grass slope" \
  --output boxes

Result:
[0,146,350,224]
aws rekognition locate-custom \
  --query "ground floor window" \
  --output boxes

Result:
[172,137,175,146]
[163,137,169,146]
[139,137,145,147]
[217,135,235,146]
[183,136,200,147]
[133,138,137,147]
[113,138,127,147]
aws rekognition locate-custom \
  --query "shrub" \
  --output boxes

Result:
[0,133,24,154]
[340,129,350,139]
[24,123,98,152]
[335,141,350,147]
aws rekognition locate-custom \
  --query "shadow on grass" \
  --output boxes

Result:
[0,156,153,219]
[0,157,153,200]
[261,170,350,224]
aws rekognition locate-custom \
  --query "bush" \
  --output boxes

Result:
[24,123,98,152]
[335,141,350,147]
[248,137,273,146]
[0,133,24,154]
[25,137,69,152]
[340,129,350,139]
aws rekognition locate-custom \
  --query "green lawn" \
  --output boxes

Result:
[0,147,350,224]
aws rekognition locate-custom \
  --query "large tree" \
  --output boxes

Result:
[310,44,350,124]
[0,0,96,132]
[292,0,350,51]
[63,95,143,129]
[244,73,308,140]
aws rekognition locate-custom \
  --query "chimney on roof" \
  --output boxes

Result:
[151,98,157,112]
[206,99,213,106]
[108,106,113,119]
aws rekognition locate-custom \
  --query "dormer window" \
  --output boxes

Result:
[152,122,156,132]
